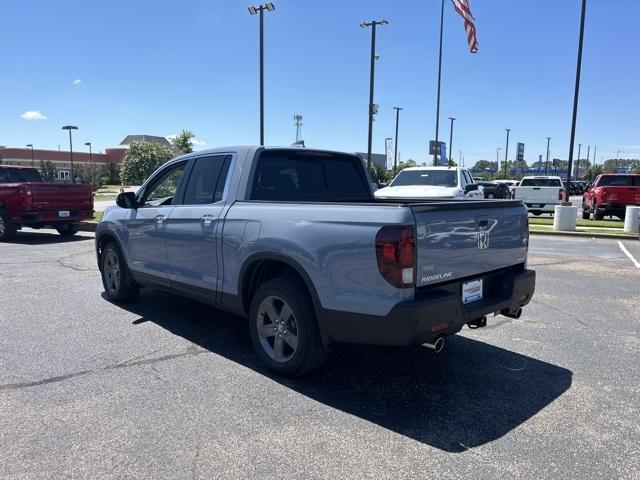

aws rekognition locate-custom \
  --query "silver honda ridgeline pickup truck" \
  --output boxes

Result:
[96,146,535,376]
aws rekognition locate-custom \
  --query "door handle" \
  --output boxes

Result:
[200,214,216,226]
[155,215,166,225]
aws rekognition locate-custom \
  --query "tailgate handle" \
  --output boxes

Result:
[533,187,541,190]
[475,215,489,227]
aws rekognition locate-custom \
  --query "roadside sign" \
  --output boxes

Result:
[429,140,443,156]
[517,143,525,162]
[385,138,394,171]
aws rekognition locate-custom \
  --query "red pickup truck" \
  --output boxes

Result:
[0,166,94,240]
[582,173,640,220]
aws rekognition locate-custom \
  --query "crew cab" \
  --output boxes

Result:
[96,147,535,376]
[582,174,640,220]
[510,176,565,215]
[0,166,93,240]
[374,166,484,200]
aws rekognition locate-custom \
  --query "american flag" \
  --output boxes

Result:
[451,0,479,53]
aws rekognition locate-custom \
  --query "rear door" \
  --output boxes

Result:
[165,154,232,294]
[413,202,528,287]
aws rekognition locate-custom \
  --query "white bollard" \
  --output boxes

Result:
[623,206,640,234]
[553,205,578,231]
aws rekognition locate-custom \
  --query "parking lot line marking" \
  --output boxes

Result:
[617,241,640,269]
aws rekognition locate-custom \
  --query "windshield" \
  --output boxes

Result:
[598,176,633,187]
[390,170,457,187]
[0,168,43,183]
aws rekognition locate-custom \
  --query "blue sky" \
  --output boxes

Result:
[1,0,638,166]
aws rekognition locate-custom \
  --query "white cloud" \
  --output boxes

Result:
[73,79,82,86]
[192,138,207,146]
[20,110,48,121]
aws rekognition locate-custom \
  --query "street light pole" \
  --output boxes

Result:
[393,107,402,176]
[496,147,501,173]
[545,137,551,175]
[248,3,276,146]
[566,0,587,202]
[586,144,590,172]
[448,117,456,166]
[62,125,78,183]
[26,144,34,167]
[504,129,511,177]
[433,0,445,166]
[85,142,92,165]
[593,145,597,166]
[576,143,582,179]
[361,19,388,173]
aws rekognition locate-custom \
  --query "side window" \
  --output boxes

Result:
[182,155,231,205]
[141,162,187,207]
[463,171,473,185]
[460,171,468,187]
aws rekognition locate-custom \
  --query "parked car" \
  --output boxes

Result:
[0,166,93,240]
[510,176,565,215]
[96,147,535,376]
[569,181,584,196]
[582,174,640,220]
[374,167,484,200]
[475,181,510,199]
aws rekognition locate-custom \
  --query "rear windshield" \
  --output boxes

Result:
[598,176,636,187]
[520,178,562,187]
[390,170,457,187]
[0,168,43,183]
[250,150,371,201]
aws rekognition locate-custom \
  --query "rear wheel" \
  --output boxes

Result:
[581,204,590,220]
[249,277,327,377]
[593,204,604,221]
[101,242,139,302]
[0,211,18,241]
[56,223,80,237]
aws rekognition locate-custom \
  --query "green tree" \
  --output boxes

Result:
[473,160,495,170]
[396,159,417,172]
[101,162,121,185]
[39,160,57,181]
[73,163,104,190]
[583,165,603,181]
[171,130,195,154]
[369,163,392,186]
[120,142,176,185]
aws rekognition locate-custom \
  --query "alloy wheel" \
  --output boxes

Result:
[103,250,121,294]
[256,295,299,363]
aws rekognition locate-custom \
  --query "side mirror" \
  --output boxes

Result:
[464,184,479,193]
[116,191,139,209]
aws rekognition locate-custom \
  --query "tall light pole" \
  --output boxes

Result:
[448,117,456,166]
[545,137,551,175]
[459,150,462,166]
[433,0,446,166]
[576,143,582,179]
[361,19,388,173]
[393,107,402,176]
[593,145,597,166]
[62,125,78,183]
[586,144,590,171]
[504,129,511,177]
[496,148,502,173]
[566,0,587,202]
[26,144,34,167]
[248,2,275,146]
[84,142,93,165]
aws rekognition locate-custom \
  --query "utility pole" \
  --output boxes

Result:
[393,107,402,176]
[593,145,597,166]
[566,0,587,202]
[496,147,501,172]
[504,129,511,177]
[433,0,445,166]
[62,125,78,183]
[361,19,388,173]
[448,117,456,166]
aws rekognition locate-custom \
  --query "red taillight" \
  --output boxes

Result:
[511,188,516,199]
[375,225,416,288]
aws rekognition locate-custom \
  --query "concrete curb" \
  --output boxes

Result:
[529,229,638,241]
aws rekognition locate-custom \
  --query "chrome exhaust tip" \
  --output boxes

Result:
[501,307,523,319]
[423,337,445,353]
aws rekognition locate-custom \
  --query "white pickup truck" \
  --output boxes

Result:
[374,167,484,200]
[511,176,566,215]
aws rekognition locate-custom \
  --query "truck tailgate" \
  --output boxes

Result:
[412,201,528,287]
[30,182,93,210]
[514,187,560,203]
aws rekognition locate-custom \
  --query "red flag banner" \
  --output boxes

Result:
[451,0,479,53]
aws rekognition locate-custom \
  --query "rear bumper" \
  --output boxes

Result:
[598,203,640,212]
[14,209,94,225]
[320,267,535,346]
[525,202,559,212]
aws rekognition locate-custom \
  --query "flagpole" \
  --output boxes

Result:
[433,0,445,166]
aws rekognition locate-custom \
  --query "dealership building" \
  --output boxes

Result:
[0,135,170,181]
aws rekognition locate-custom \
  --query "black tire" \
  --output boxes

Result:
[581,204,590,220]
[56,223,80,237]
[100,242,139,302]
[531,211,542,216]
[487,193,495,199]
[0,210,18,241]
[593,204,604,221]
[249,277,328,377]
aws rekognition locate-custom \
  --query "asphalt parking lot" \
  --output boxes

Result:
[1,231,638,479]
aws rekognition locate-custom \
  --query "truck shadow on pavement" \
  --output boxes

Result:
[3,231,92,245]
[115,289,573,453]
